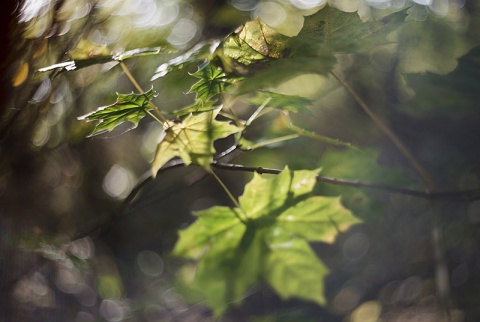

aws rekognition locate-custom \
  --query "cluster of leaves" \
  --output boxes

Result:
[70,4,418,316]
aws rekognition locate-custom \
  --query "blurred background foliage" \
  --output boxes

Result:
[1,0,480,321]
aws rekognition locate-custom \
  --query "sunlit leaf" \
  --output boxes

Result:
[151,109,241,175]
[172,168,361,314]
[78,89,156,137]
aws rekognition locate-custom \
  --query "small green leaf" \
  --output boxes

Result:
[78,89,156,137]
[151,109,241,175]
[249,91,313,114]
[189,63,236,101]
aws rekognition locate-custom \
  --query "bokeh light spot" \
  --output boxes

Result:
[137,250,164,277]
[254,2,286,27]
[343,232,370,261]
[351,301,382,322]
[99,299,127,322]
[102,164,134,199]
[167,18,198,47]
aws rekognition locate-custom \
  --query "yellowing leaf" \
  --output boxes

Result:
[151,109,241,175]
[69,39,110,60]
[12,62,29,87]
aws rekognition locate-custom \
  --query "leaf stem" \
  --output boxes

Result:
[283,113,357,150]
[246,97,271,126]
[248,134,300,150]
[331,71,436,191]
[211,171,247,223]
[145,109,165,126]
[120,61,169,125]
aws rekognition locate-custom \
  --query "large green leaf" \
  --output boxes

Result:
[151,109,241,175]
[78,89,156,137]
[172,168,360,315]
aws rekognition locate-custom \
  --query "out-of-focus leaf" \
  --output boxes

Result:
[151,109,241,175]
[289,6,407,56]
[78,89,156,137]
[234,55,336,94]
[38,46,161,73]
[69,39,111,60]
[112,47,161,61]
[249,91,313,114]
[172,168,361,315]
[151,41,221,81]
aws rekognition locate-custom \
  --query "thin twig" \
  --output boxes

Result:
[119,61,168,124]
[211,162,480,201]
[331,72,436,191]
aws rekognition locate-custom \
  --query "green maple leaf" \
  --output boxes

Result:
[173,168,361,315]
[78,89,156,137]
[189,62,236,101]
[151,109,241,176]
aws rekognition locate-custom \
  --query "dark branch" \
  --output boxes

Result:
[211,162,480,201]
